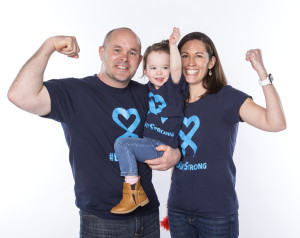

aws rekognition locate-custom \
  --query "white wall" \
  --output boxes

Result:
[1,0,299,237]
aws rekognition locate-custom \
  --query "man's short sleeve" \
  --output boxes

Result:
[43,78,78,123]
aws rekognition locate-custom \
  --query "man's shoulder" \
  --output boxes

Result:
[45,75,95,88]
[66,75,95,84]
[128,80,148,92]
[129,79,146,87]
[46,75,93,83]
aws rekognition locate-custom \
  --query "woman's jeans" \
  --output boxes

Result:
[114,137,164,176]
[168,210,239,238]
[80,209,160,238]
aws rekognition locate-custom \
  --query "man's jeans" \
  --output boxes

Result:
[114,137,164,176]
[168,209,239,238]
[79,210,160,238]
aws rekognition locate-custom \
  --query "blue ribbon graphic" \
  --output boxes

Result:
[148,92,168,124]
[112,108,141,141]
[179,116,200,157]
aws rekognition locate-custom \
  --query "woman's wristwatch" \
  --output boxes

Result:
[259,74,274,86]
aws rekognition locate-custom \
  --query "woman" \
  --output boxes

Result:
[167,32,286,237]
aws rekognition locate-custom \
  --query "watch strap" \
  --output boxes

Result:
[259,74,273,86]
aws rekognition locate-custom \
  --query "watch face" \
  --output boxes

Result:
[269,74,274,82]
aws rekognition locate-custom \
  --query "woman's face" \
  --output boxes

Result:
[180,40,213,86]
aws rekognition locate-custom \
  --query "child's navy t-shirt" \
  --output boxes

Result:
[143,75,187,148]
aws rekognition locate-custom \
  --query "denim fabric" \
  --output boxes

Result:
[114,137,164,176]
[168,210,239,238]
[80,209,160,238]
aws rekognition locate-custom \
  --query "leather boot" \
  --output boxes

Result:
[111,176,149,214]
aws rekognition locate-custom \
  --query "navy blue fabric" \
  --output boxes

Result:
[43,74,159,219]
[143,74,187,148]
[168,210,239,238]
[168,85,251,217]
[80,209,159,238]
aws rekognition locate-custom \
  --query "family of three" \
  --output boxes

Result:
[8,26,286,237]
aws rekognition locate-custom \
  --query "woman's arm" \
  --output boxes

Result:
[239,49,286,132]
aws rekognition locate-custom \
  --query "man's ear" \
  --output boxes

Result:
[99,46,104,61]
[139,55,143,64]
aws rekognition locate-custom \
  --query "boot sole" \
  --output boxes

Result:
[111,198,150,214]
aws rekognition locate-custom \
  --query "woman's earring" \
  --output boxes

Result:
[209,69,212,76]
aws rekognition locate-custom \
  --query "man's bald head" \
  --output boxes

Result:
[103,27,142,54]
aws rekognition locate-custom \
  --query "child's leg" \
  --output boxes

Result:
[111,137,164,214]
[114,137,164,178]
[124,176,139,185]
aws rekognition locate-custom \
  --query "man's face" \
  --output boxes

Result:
[99,29,142,87]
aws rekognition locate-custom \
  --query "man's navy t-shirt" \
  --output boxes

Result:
[43,75,159,219]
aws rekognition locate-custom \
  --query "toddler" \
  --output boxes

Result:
[111,28,186,214]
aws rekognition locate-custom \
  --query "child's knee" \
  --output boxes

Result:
[114,137,129,150]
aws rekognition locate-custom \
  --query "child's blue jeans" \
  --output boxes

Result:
[114,137,164,176]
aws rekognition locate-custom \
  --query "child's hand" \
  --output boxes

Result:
[169,27,181,45]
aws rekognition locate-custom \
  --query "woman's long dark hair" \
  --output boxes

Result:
[178,32,227,100]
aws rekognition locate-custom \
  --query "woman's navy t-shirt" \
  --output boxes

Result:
[168,85,251,217]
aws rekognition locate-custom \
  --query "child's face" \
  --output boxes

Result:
[144,51,170,89]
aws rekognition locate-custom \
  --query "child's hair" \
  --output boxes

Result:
[142,40,170,76]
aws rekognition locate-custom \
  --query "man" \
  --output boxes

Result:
[8,28,180,237]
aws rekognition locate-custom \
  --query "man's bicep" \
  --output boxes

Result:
[35,86,51,116]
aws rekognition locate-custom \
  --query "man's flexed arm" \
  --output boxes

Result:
[7,36,80,116]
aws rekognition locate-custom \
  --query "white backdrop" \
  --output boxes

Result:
[1,0,299,237]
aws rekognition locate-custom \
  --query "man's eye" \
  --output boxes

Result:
[114,49,120,52]
[130,52,137,56]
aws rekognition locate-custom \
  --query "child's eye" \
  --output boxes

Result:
[182,54,188,58]
[163,66,169,70]
[150,67,156,70]
[114,49,120,53]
